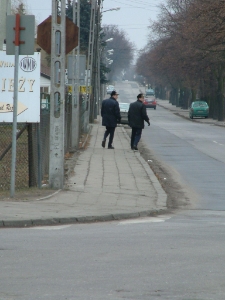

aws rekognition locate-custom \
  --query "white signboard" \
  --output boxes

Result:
[0,51,40,123]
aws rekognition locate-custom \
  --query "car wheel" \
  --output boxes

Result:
[190,115,193,119]
[205,116,208,118]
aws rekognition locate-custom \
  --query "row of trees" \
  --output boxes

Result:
[136,0,225,121]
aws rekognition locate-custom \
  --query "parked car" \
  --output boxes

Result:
[106,85,115,94]
[119,102,130,124]
[143,96,157,109]
[189,100,209,119]
[146,88,155,96]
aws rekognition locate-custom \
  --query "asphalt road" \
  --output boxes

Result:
[1,212,225,300]
[116,80,225,210]
[1,81,225,299]
[115,81,140,103]
[142,105,225,210]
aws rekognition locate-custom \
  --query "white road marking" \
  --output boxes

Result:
[27,225,72,230]
[118,216,171,225]
[213,140,224,146]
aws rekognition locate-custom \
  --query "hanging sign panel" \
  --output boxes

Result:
[0,51,40,123]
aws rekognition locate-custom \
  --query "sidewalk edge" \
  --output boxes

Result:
[121,127,168,210]
[0,209,168,228]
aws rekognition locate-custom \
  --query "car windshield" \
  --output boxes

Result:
[119,103,130,109]
[193,101,207,107]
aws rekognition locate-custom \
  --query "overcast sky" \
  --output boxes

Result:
[101,0,165,51]
[26,0,165,52]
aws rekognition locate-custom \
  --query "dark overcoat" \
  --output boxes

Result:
[128,100,150,129]
[101,97,121,127]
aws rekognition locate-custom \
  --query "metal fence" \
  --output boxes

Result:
[0,93,86,191]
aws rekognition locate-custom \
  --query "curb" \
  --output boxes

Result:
[121,126,167,209]
[0,209,168,228]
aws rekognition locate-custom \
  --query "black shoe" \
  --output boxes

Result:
[133,146,138,151]
[102,140,106,148]
[131,147,134,150]
[108,146,114,149]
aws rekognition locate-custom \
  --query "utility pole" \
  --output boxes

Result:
[71,0,80,149]
[49,0,66,189]
[91,26,98,122]
[91,0,101,121]
[0,0,11,50]
[84,0,96,131]
[90,0,100,123]
[96,0,101,117]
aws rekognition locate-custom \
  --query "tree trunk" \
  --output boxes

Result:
[178,88,184,107]
[169,87,178,105]
[191,89,196,102]
[183,88,190,109]
[217,70,224,121]
[175,88,179,107]
[209,75,217,119]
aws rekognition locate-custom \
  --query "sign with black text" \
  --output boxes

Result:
[0,51,40,122]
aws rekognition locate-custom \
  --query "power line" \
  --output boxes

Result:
[109,0,160,10]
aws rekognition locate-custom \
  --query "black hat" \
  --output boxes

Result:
[111,90,119,96]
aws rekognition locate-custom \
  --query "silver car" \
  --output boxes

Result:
[119,102,130,124]
[106,85,115,94]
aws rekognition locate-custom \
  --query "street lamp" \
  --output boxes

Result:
[105,38,113,42]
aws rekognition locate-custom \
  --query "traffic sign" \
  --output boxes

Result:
[67,55,86,84]
[37,16,79,54]
[6,15,35,55]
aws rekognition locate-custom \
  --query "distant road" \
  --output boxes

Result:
[115,80,225,211]
[114,81,141,103]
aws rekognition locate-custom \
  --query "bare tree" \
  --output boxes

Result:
[102,25,134,81]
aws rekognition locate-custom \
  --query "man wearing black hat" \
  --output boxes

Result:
[128,93,150,151]
[101,90,121,149]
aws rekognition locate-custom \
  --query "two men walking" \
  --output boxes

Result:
[101,91,150,151]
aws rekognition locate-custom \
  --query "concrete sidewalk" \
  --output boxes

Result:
[0,122,167,228]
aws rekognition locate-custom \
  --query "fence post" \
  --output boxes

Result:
[27,124,36,187]
[37,122,42,189]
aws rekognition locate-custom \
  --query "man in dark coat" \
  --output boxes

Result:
[101,90,121,149]
[128,93,150,151]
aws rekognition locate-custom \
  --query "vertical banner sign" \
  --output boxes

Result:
[0,51,40,122]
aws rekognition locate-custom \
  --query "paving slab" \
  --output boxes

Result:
[0,120,168,227]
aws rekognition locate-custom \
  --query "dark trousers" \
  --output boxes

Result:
[103,126,115,147]
[131,127,142,148]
